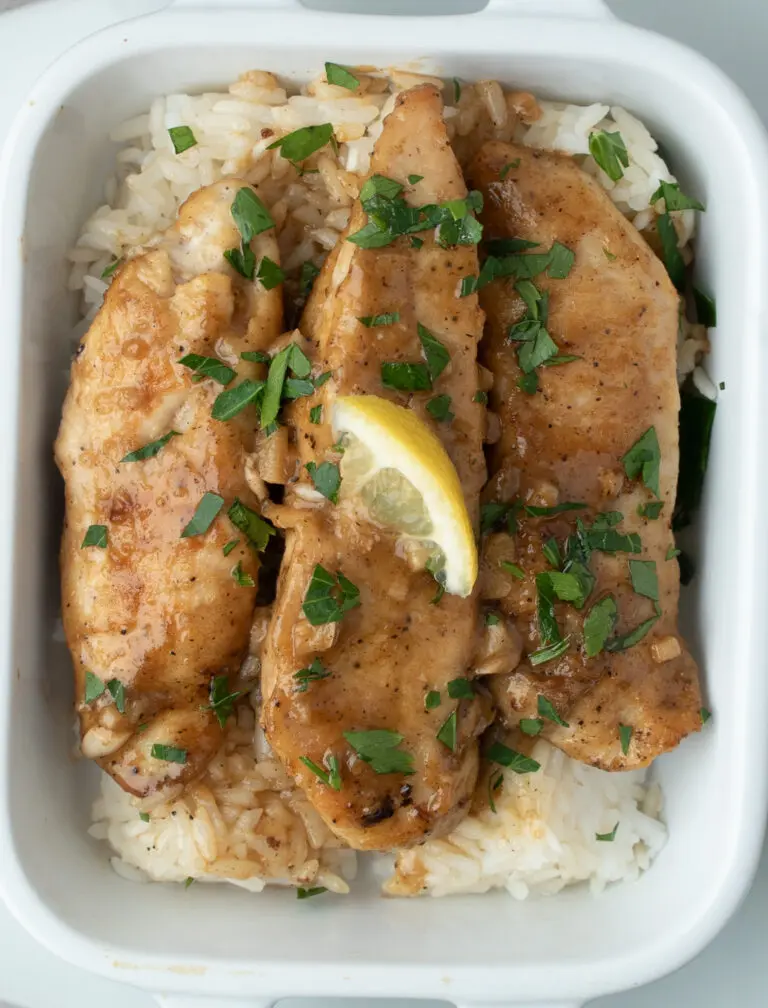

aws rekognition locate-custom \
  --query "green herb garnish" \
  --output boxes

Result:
[139,812,150,823]
[537,694,568,727]
[120,430,179,463]
[657,212,685,290]
[499,159,520,180]
[302,564,360,625]
[524,502,586,518]
[305,461,341,503]
[204,675,243,728]
[701,707,712,724]
[168,125,197,154]
[222,539,240,556]
[650,180,705,212]
[231,561,255,587]
[605,614,658,652]
[256,256,285,290]
[300,754,342,791]
[309,405,323,424]
[447,678,475,700]
[638,500,664,520]
[622,426,661,496]
[300,260,320,295]
[583,596,618,658]
[268,123,334,164]
[408,174,424,184]
[381,361,431,392]
[101,258,122,279]
[424,690,441,711]
[325,62,359,90]
[426,394,454,422]
[546,242,575,279]
[486,741,540,774]
[436,710,458,751]
[520,718,543,736]
[500,561,525,580]
[629,559,658,601]
[488,770,503,813]
[596,823,619,842]
[84,671,105,703]
[536,571,560,645]
[211,379,265,421]
[297,886,328,899]
[241,350,270,365]
[418,323,450,383]
[529,637,570,666]
[150,744,187,764]
[81,524,107,549]
[542,537,561,569]
[485,611,500,626]
[227,498,275,550]
[618,724,632,756]
[693,287,717,327]
[178,353,235,385]
[294,658,331,693]
[358,312,400,327]
[181,492,224,538]
[343,729,414,774]
[588,130,629,181]
[106,678,126,714]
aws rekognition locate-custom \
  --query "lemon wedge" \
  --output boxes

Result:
[332,395,477,597]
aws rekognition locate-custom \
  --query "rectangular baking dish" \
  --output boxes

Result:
[1,1,768,1005]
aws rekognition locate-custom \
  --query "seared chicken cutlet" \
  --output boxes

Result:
[261,85,490,850]
[469,141,701,770]
[56,180,282,796]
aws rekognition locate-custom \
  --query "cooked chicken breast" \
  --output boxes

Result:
[56,180,282,796]
[261,85,490,850]
[469,141,701,770]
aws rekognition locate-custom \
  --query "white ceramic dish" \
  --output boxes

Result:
[1,1,768,1006]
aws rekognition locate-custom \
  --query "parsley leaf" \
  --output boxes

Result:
[100,258,122,279]
[542,537,561,569]
[106,678,126,714]
[701,707,712,724]
[657,212,686,290]
[529,637,570,666]
[547,242,575,279]
[120,430,179,463]
[693,287,717,327]
[426,394,454,422]
[204,675,243,728]
[381,361,431,392]
[499,159,520,180]
[629,559,658,601]
[231,561,255,587]
[537,694,569,727]
[588,130,629,181]
[261,346,292,427]
[436,710,458,751]
[297,886,328,899]
[358,312,400,327]
[520,718,543,736]
[638,500,664,520]
[293,658,331,693]
[447,678,475,700]
[231,187,275,241]
[211,379,265,421]
[309,404,322,424]
[619,724,632,756]
[486,741,540,774]
[360,174,404,201]
[408,174,424,184]
[343,729,414,774]
[650,180,705,213]
[485,611,500,626]
[81,524,107,549]
[325,62,359,90]
[178,353,236,385]
[300,260,320,295]
[605,614,659,652]
[256,256,285,290]
[150,744,187,764]
[535,572,561,646]
[596,823,619,842]
[268,123,334,164]
[168,125,197,154]
[300,754,342,791]
[424,690,441,711]
[302,564,361,625]
[84,671,105,704]
[418,324,450,382]
[583,596,618,657]
[305,461,341,503]
[622,427,661,496]
[500,561,525,580]
[181,492,224,538]
[524,502,587,517]
[227,498,275,550]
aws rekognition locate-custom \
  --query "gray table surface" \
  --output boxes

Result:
[0,0,766,1006]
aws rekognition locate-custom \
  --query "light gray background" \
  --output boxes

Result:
[0,0,766,1006]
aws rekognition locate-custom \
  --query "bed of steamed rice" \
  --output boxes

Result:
[75,68,712,899]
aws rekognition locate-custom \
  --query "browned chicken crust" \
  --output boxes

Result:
[56,180,282,796]
[261,85,491,851]
[469,141,702,770]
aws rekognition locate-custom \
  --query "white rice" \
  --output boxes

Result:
[74,70,701,899]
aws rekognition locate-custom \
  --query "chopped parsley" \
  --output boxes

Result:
[181,492,224,538]
[231,561,255,587]
[547,242,576,279]
[305,461,341,503]
[343,729,414,774]
[418,324,450,383]
[120,430,179,463]
[536,571,560,645]
[524,502,586,518]
[629,559,658,601]
[583,596,618,658]
[211,379,265,421]
[260,343,311,428]
[268,123,334,164]
[293,658,331,693]
[537,695,569,727]
[500,561,525,580]
[81,524,107,549]
[701,707,712,724]
[256,256,285,290]
[302,564,360,625]
[542,537,561,569]
[666,545,681,560]
[622,427,661,496]
[150,744,187,764]
[300,260,320,295]
[325,62,359,90]
[297,886,328,899]
[408,174,424,184]
[657,212,685,290]
[603,247,617,261]
[204,675,243,727]
[84,671,105,703]
[596,823,619,842]
[168,125,197,154]
[227,498,275,550]
[520,718,543,736]
[436,710,458,751]
[486,741,540,774]
[309,405,323,424]
[618,724,632,756]
[300,754,342,791]
[693,287,717,327]
[529,637,570,666]
[488,770,504,813]
[638,500,664,520]
[100,258,122,279]
[380,361,431,392]
[588,129,629,181]
[178,353,235,385]
[106,678,126,714]
[484,611,501,626]
[426,394,454,422]
[447,678,475,700]
[224,187,275,279]
[139,812,150,823]
[499,159,520,180]
[650,180,705,212]
[358,312,400,327]
[461,241,575,299]
[605,613,659,652]
[424,690,441,711]
[241,350,270,365]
